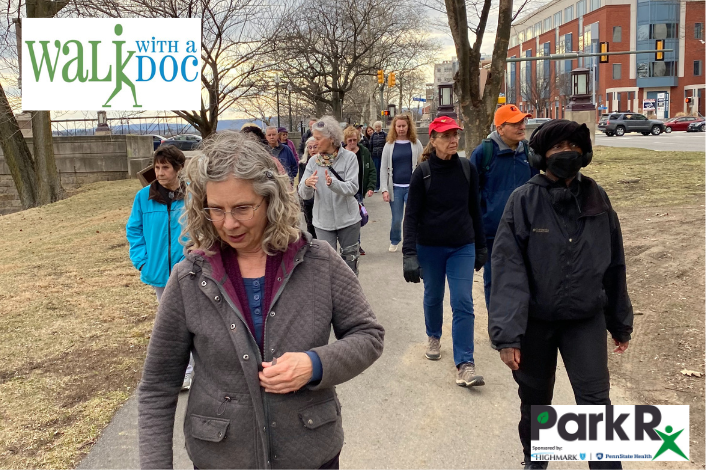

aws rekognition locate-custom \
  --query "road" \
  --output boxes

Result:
[595,131,705,152]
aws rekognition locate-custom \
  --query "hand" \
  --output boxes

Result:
[500,348,521,370]
[382,191,390,202]
[366,190,373,198]
[324,170,333,186]
[475,247,488,271]
[403,255,423,283]
[613,339,629,353]
[259,352,313,393]
[305,170,318,188]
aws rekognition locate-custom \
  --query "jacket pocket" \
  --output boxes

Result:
[299,398,339,429]
[189,414,229,442]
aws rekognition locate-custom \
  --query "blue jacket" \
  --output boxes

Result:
[126,183,187,288]
[470,131,538,239]
[269,143,298,181]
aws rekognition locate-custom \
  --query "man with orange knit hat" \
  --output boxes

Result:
[469,105,538,311]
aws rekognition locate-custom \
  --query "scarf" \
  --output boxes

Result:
[315,148,339,167]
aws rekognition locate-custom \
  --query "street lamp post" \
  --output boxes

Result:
[275,74,281,128]
[287,83,293,131]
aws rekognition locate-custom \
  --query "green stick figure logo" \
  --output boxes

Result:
[653,425,688,460]
[103,24,141,108]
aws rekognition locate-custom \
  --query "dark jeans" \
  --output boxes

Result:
[513,313,621,469]
[483,237,494,311]
[417,243,476,366]
[372,156,381,190]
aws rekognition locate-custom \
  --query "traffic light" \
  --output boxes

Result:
[599,42,609,63]
[388,72,396,88]
[377,70,384,84]
[380,110,389,116]
[686,97,693,104]
[655,40,665,61]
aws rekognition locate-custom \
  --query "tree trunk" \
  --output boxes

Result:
[31,111,63,204]
[331,91,343,120]
[0,83,39,209]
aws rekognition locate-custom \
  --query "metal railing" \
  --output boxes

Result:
[51,114,198,137]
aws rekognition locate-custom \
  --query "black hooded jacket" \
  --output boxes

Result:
[488,174,633,350]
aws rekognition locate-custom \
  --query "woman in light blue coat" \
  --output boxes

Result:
[126,144,193,389]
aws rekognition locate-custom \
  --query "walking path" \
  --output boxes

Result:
[77,192,666,469]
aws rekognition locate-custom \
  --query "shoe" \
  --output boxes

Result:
[374,189,380,193]
[359,246,366,255]
[456,362,485,387]
[181,372,193,391]
[425,336,441,360]
[522,455,548,469]
[388,243,399,252]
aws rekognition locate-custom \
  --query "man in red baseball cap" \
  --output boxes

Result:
[402,115,487,388]
[469,105,537,313]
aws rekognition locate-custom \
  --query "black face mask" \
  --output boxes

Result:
[546,151,583,180]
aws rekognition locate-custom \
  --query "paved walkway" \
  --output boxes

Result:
[78,193,653,469]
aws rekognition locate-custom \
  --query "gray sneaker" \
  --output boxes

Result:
[425,336,441,360]
[456,362,484,387]
[181,372,193,391]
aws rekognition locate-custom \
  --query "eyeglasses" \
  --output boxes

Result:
[437,132,461,141]
[504,118,528,128]
[204,200,264,222]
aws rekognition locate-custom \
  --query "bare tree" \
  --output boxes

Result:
[274,0,435,120]
[444,0,533,149]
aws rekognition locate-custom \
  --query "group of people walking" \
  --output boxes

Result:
[128,106,633,470]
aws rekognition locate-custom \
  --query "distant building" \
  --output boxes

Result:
[505,0,705,119]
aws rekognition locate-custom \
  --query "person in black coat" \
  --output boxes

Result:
[298,118,318,157]
[369,121,387,191]
[488,120,633,470]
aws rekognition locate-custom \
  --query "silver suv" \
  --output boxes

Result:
[598,112,666,137]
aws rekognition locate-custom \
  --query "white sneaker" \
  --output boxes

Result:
[388,243,399,252]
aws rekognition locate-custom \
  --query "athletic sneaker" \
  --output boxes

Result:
[455,362,484,387]
[425,336,441,360]
[388,243,399,252]
[181,372,193,391]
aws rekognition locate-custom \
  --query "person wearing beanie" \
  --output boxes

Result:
[278,126,299,162]
[469,104,538,312]
[402,116,487,388]
[488,119,633,469]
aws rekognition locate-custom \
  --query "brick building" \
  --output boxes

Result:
[505,0,705,120]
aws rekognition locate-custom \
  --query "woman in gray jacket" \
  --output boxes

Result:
[298,116,362,275]
[138,130,384,470]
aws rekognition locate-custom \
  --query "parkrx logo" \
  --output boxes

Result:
[21,18,201,111]
[532,405,690,462]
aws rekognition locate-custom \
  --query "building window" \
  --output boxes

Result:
[535,22,542,36]
[649,61,676,77]
[613,64,621,79]
[565,5,574,22]
[577,0,585,17]
[527,27,533,40]
[613,26,622,42]
[544,17,552,32]
[519,31,525,43]
[650,23,678,39]
[695,23,703,39]
[695,60,703,76]
[590,0,600,11]
[554,12,562,28]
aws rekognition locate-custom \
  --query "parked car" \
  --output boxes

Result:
[160,134,202,150]
[664,116,704,133]
[598,112,665,136]
[152,135,166,151]
[687,120,706,132]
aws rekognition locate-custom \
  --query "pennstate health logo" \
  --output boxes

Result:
[531,405,690,462]
[21,18,201,111]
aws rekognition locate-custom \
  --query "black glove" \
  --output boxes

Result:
[474,247,488,272]
[403,255,423,283]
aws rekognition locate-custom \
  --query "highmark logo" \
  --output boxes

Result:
[531,405,690,462]
[21,18,201,111]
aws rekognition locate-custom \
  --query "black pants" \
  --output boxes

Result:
[302,198,316,239]
[513,313,621,469]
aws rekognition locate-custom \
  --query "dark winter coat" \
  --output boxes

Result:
[369,131,387,160]
[299,129,313,156]
[138,233,384,469]
[355,144,377,198]
[488,174,633,351]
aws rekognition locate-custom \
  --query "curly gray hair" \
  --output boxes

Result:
[312,115,344,145]
[181,131,301,255]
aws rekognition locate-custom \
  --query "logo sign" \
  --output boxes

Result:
[643,99,656,110]
[22,18,201,111]
[532,405,689,462]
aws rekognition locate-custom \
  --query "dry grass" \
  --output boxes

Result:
[0,146,703,468]
[0,179,155,468]
[583,146,705,209]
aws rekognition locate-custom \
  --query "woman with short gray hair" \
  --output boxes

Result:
[138,130,384,469]
[298,116,363,275]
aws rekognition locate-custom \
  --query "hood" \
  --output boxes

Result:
[528,173,609,217]
[149,180,186,205]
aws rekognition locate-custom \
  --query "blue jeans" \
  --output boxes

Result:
[389,185,409,245]
[372,157,381,190]
[483,237,494,312]
[417,243,476,366]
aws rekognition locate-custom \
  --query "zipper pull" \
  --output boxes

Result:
[216,395,231,415]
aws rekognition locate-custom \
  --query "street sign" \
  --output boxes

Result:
[412,97,427,102]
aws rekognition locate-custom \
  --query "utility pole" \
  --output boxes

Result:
[287,83,292,131]
[275,74,281,128]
